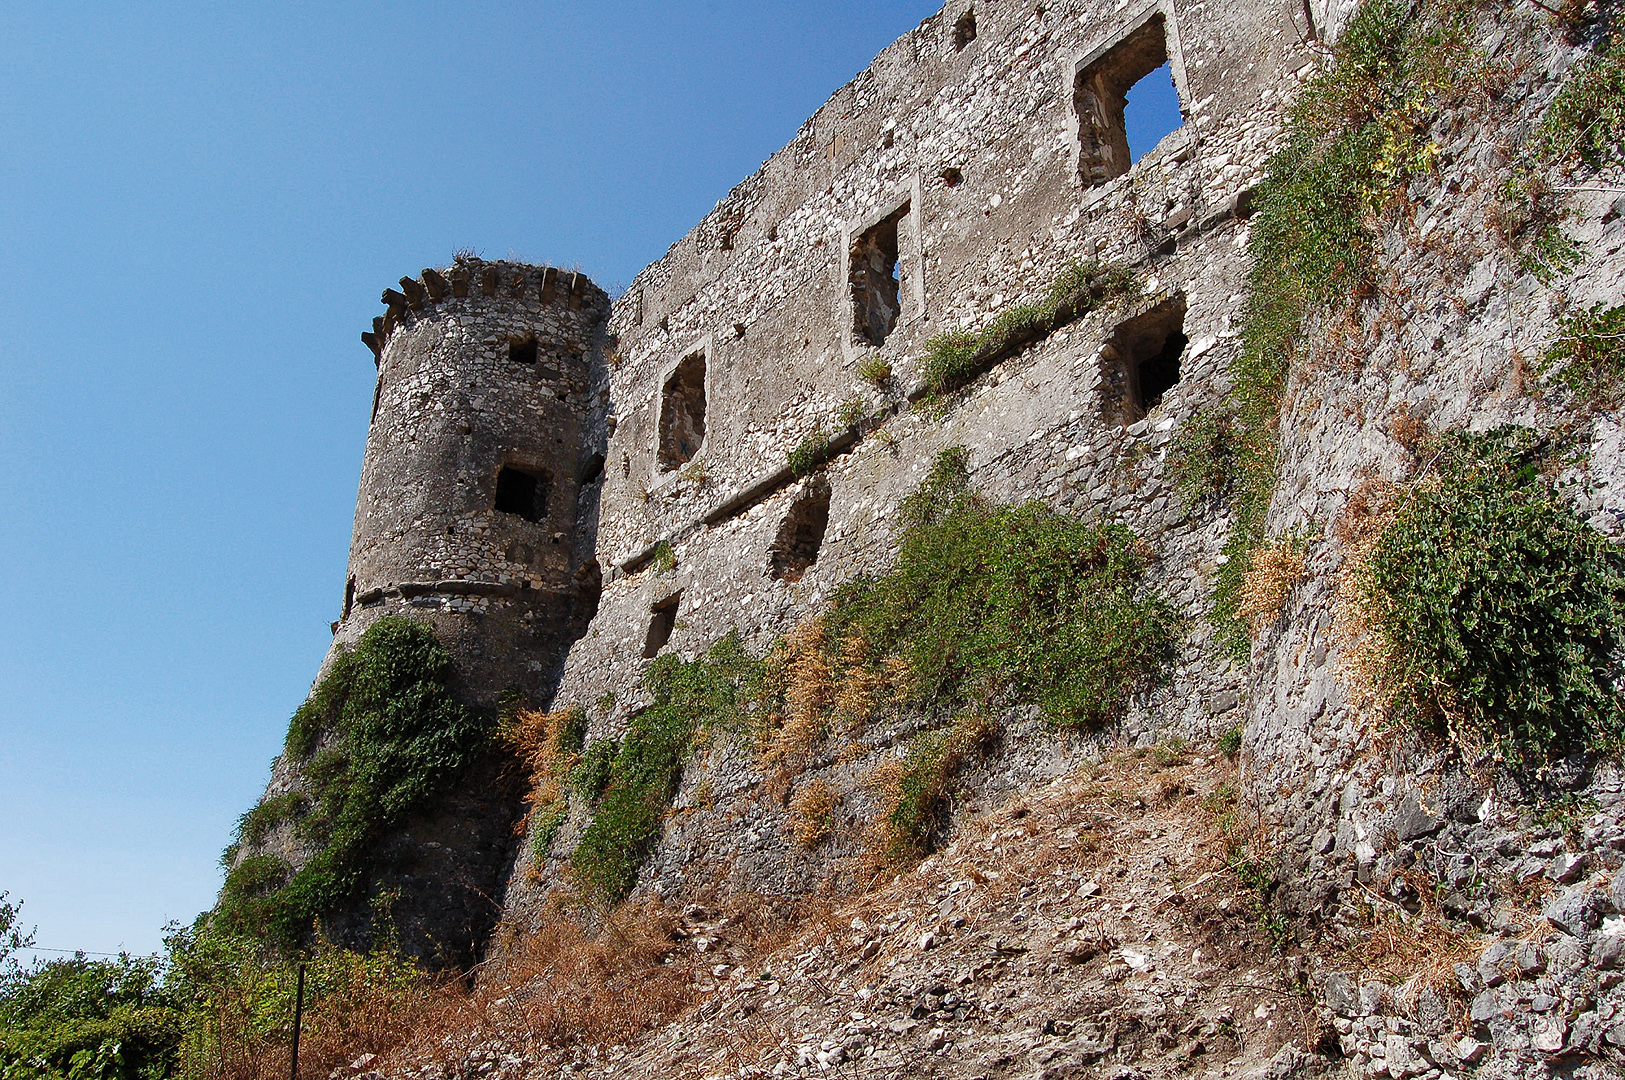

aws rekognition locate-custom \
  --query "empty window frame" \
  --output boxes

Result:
[643,592,681,658]
[494,464,551,522]
[510,337,538,365]
[952,8,977,50]
[1072,10,1185,187]
[658,351,707,471]
[850,203,909,347]
[768,478,832,582]
[1098,296,1188,426]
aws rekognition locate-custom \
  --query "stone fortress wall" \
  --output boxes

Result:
[565,0,1312,720]
[500,0,1331,918]
[272,0,1625,1063]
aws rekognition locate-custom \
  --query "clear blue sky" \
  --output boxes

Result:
[0,3,1184,961]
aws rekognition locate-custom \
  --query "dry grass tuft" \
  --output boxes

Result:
[189,951,453,1080]
[1233,535,1309,633]
[503,706,584,837]
[1331,480,1400,719]
[1389,405,1429,456]
[1337,879,1480,1012]
[789,779,837,846]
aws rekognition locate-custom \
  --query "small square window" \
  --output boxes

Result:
[494,465,550,522]
[510,338,538,365]
[643,593,681,658]
[1099,297,1187,426]
[952,9,977,51]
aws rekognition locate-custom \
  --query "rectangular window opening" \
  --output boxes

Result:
[510,338,538,365]
[768,478,832,583]
[494,464,550,522]
[1075,13,1185,187]
[953,9,977,50]
[1099,296,1188,426]
[850,203,908,347]
[658,352,707,471]
[643,593,681,658]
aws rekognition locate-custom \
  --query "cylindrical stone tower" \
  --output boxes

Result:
[334,257,610,706]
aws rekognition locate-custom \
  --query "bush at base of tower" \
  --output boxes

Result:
[215,617,494,953]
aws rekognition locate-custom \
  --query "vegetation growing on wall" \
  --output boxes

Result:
[504,705,588,866]
[1544,302,1625,407]
[1348,429,1625,764]
[1502,29,1625,279]
[787,430,833,478]
[570,635,759,903]
[1195,0,1498,660]
[920,260,1138,398]
[871,712,997,861]
[819,448,1180,728]
[216,617,493,951]
[567,449,1177,894]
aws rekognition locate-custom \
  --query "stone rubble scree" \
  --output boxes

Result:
[237,0,1625,1076]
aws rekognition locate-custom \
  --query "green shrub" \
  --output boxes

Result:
[0,951,181,1080]
[919,331,981,397]
[0,894,30,983]
[570,634,760,903]
[161,921,428,1079]
[216,617,491,951]
[787,430,833,478]
[1533,33,1625,172]
[824,450,1180,727]
[1499,25,1624,279]
[1363,429,1625,764]
[1216,725,1244,757]
[570,737,619,800]
[530,800,570,861]
[1545,302,1625,407]
[651,541,677,574]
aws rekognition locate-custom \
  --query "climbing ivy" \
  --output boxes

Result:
[216,617,492,951]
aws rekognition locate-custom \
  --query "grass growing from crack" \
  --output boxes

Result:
[787,430,833,478]
[919,259,1137,398]
[857,356,893,386]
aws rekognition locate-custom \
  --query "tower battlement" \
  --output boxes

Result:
[363,258,611,362]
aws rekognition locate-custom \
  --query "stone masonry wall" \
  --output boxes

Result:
[502,0,1319,926]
